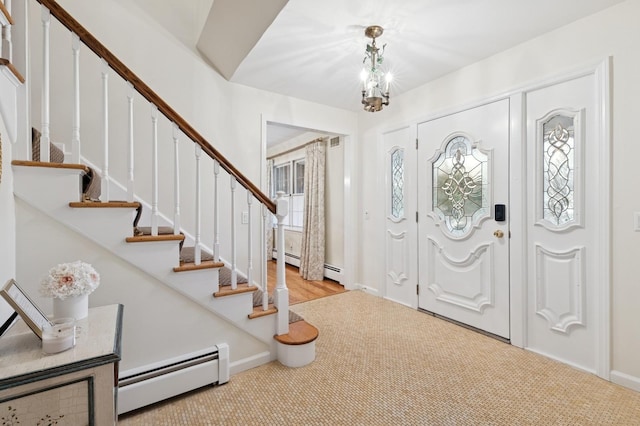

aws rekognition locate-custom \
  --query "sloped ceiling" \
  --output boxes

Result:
[129,0,625,141]
[196,0,289,80]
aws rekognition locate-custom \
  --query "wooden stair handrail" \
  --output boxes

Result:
[35,0,276,214]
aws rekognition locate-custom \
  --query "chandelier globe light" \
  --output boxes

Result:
[361,25,391,112]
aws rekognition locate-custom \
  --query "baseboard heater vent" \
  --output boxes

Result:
[118,343,229,414]
[272,250,343,282]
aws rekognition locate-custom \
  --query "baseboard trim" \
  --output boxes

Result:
[610,370,640,392]
[383,296,413,309]
[272,250,343,283]
[525,346,596,376]
[229,350,273,376]
[355,283,379,296]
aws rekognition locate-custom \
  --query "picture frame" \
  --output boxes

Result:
[1,279,52,339]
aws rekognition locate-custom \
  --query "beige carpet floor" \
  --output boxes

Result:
[118,291,640,425]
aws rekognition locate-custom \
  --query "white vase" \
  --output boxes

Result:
[53,294,89,320]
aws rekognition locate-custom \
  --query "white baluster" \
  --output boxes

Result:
[150,105,158,236]
[100,59,110,201]
[2,0,12,62]
[213,160,220,262]
[126,83,134,202]
[261,205,269,310]
[194,145,202,265]
[247,191,253,288]
[40,6,50,162]
[71,33,80,164]
[274,192,289,335]
[230,177,237,289]
[172,123,181,235]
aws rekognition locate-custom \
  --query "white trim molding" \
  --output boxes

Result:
[610,371,640,393]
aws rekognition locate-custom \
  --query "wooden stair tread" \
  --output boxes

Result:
[12,160,88,172]
[173,260,224,273]
[0,59,25,84]
[213,283,258,298]
[248,304,277,319]
[69,200,141,208]
[126,234,185,243]
[274,320,319,346]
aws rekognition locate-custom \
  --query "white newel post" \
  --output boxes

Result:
[172,123,180,234]
[213,160,220,261]
[230,177,237,289]
[71,33,80,164]
[2,0,12,62]
[100,59,109,201]
[274,191,289,335]
[246,191,253,287]
[126,83,135,202]
[150,105,159,235]
[40,5,50,162]
[194,144,202,265]
[261,205,269,310]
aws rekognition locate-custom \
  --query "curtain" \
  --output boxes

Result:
[299,140,326,280]
[266,158,275,260]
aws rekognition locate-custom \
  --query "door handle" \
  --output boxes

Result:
[493,230,504,238]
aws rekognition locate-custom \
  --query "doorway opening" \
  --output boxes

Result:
[265,121,346,303]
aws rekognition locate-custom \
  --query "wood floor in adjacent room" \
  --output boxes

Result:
[266,260,346,304]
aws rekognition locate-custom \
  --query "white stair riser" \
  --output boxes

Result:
[13,166,83,205]
[13,165,278,346]
[276,341,316,368]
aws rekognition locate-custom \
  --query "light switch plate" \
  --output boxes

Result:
[635,212,640,231]
[241,211,249,224]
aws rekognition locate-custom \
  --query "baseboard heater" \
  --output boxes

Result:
[272,250,343,282]
[117,343,229,414]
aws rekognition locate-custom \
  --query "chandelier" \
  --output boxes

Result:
[361,25,391,112]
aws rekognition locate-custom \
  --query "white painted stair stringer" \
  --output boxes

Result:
[12,165,279,346]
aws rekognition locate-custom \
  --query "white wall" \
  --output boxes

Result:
[20,0,357,289]
[0,112,16,323]
[11,0,358,372]
[325,136,344,267]
[15,200,268,371]
[356,0,640,382]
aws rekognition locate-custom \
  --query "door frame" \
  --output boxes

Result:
[260,114,358,291]
[378,57,611,379]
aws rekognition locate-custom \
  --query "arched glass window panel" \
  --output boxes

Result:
[391,148,404,219]
[542,115,575,225]
[432,135,488,237]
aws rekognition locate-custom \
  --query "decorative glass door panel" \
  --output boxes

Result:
[536,108,583,231]
[391,148,405,219]
[432,135,490,239]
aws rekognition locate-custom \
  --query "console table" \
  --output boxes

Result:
[0,304,123,425]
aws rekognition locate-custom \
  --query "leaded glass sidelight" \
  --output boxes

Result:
[542,115,575,225]
[432,135,488,237]
[391,149,404,218]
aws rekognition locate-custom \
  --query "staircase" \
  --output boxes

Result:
[0,0,318,413]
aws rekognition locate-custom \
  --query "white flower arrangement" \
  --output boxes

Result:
[40,261,100,300]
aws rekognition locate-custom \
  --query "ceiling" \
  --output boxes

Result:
[127,0,624,142]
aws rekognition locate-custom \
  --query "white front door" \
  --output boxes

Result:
[417,99,510,339]
[383,126,418,308]
[524,72,606,374]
